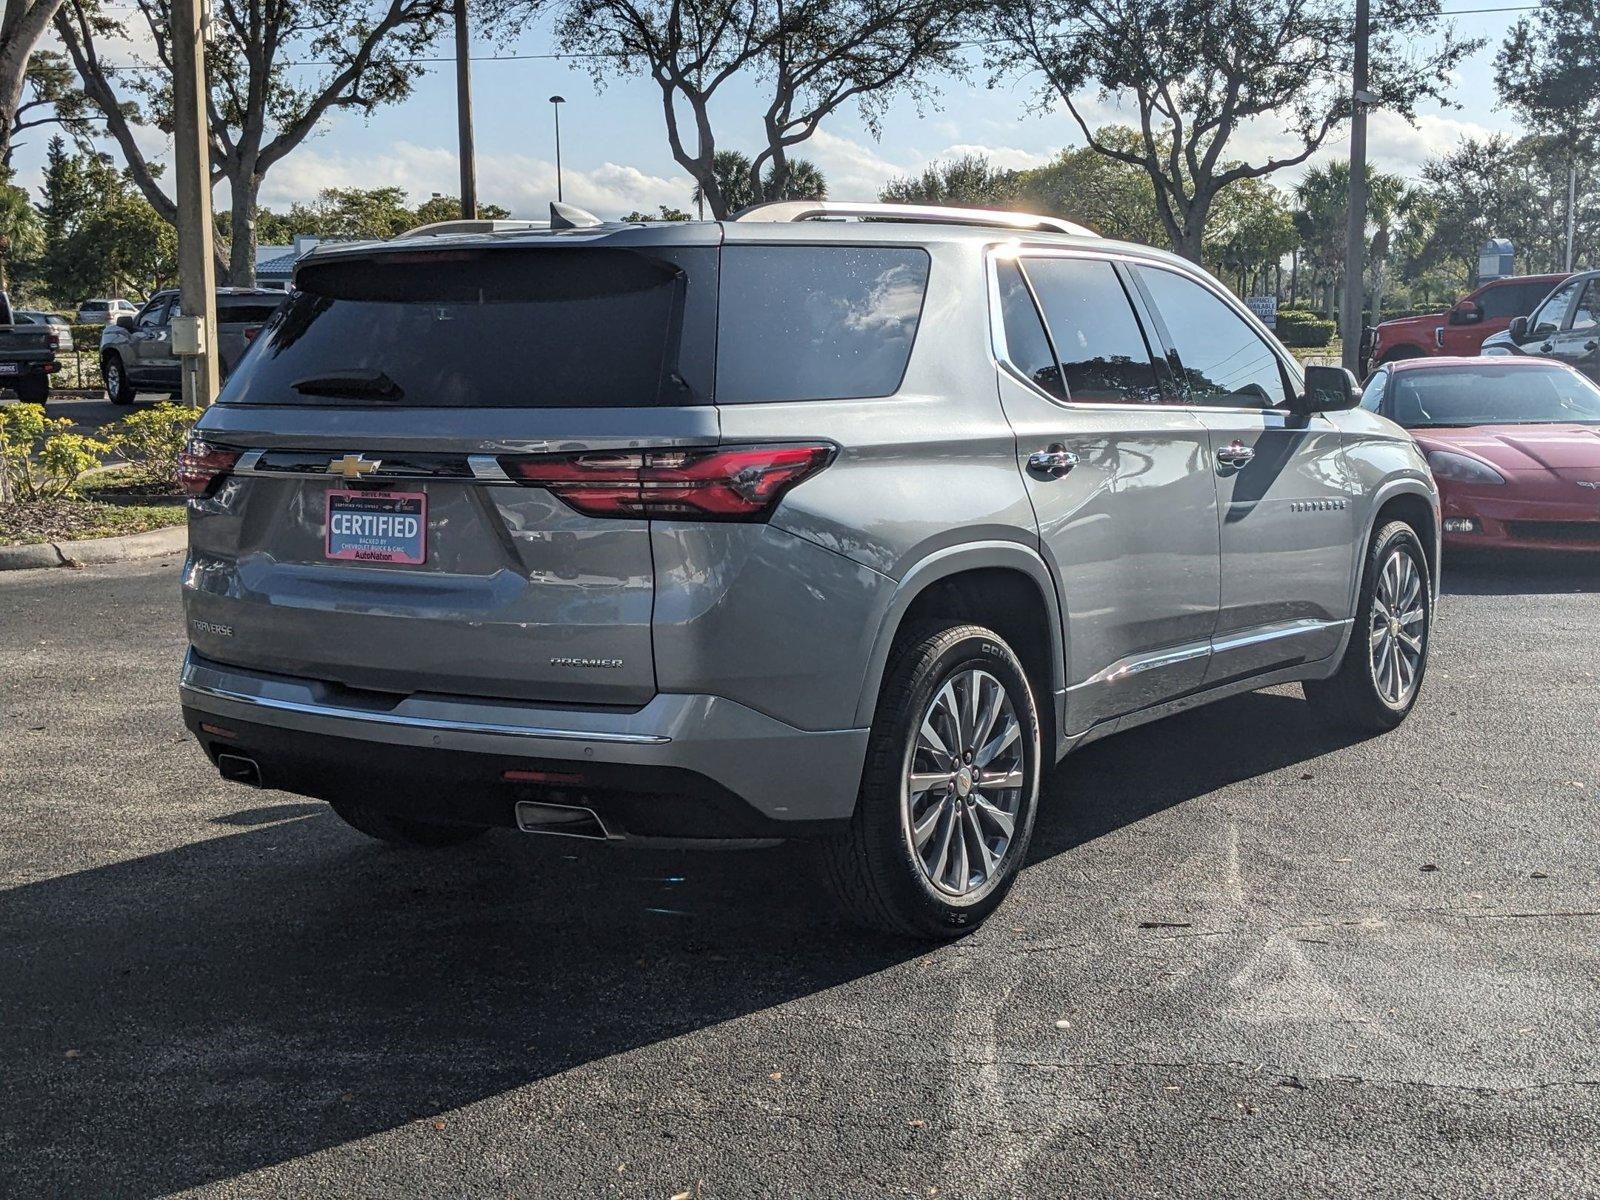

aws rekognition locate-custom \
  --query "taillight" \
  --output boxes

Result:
[243,326,262,342]
[177,438,241,497]
[500,444,833,520]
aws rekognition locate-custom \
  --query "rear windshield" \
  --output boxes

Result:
[218,303,283,325]
[221,247,710,408]
[715,245,930,402]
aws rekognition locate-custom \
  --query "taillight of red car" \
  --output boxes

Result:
[499,444,834,521]
[177,438,241,497]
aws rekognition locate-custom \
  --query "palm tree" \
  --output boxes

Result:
[691,152,828,215]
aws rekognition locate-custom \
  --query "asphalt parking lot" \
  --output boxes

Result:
[2,554,1597,1198]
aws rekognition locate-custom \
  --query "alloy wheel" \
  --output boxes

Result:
[1368,547,1426,707]
[903,667,1026,897]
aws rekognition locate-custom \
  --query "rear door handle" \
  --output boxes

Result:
[1216,441,1255,470]
[1027,445,1079,478]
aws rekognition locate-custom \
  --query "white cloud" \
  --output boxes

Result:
[254,140,686,220]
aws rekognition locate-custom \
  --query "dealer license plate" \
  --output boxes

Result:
[324,489,427,565]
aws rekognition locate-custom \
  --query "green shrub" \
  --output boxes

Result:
[0,403,114,501]
[1277,311,1337,348]
[108,403,196,485]
[68,324,107,351]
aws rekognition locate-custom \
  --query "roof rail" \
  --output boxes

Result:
[731,200,1097,238]
[396,218,550,239]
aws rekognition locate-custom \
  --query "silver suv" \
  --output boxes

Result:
[177,202,1440,939]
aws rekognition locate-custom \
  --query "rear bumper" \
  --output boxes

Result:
[179,650,867,837]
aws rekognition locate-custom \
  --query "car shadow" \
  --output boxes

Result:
[1441,551,1600,596]
[1,688,1358,1196]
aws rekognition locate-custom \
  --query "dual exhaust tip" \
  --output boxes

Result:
[212,753,613,840]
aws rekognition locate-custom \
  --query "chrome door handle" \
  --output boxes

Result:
[1216,441,1255,469]
[1027,445,1079,478]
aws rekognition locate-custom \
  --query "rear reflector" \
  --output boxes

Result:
[499,444,833,520]
[503,768,586,785]
[177,438,241,497]
[243,326,262,342]
[199,722,237,740]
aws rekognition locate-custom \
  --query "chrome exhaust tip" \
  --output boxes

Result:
[216,753,264,787]
[514,800,613,841]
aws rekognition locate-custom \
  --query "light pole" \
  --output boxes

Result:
[549,95,566,203]
[454,0,477,219]
[1341,0,1371,376]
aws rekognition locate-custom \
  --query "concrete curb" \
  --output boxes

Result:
[0,524,186,572]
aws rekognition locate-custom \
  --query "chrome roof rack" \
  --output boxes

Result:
[396,218,551,239]
[731,200,1097,238]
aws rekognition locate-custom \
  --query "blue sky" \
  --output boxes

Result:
[12,5,1533,224]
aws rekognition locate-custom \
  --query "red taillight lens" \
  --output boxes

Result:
[177,438,241,497]
[243,326,262,342]
[500,444,834,520]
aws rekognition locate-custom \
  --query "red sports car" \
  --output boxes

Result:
[1359,356,1600,552]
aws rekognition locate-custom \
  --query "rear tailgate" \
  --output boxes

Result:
[183,235,719,707]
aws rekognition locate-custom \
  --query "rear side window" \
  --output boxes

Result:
[1480,281,1556,319]
[715,245,929,403]
[223,247,712,408]
[1138,266,1290,408]
[995,259,1064,399]
[1022,257,1162,405]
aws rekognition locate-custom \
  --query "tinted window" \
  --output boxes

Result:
[218,303,283,325]
[1480,281,1556,319]
[1570,280,1599,332]
[716,246,928,402]
[995,258,1064,399]
[223,247,712,408]
[1388,364,1600,427]
[1139,267,1289,408]
[136,297,171,328]
[1359,369,1388,412]
[82,302,108,312]
[1530,280,1580,333]
[1022,257,1161,405]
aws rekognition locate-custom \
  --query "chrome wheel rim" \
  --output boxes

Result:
[105,361,119,392]
[1369,547,1426,707]
[903,667,1026,897]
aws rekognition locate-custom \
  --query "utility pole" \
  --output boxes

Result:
[454,0,477,219]
[549,95,565,202]
[1565,160,1576,272]
[171,0,218,407]
[1341,0,1370,377]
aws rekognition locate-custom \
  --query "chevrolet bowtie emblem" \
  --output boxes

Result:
[330,454,381,479]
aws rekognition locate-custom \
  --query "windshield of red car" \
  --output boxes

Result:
[1389,365,1600,428]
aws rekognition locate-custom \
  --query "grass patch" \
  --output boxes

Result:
[1,499,185,546]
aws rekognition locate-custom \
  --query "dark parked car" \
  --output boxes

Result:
[100,288,285,404]
[1479,269,1600,383]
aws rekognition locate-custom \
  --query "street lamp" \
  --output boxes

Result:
[549,95,566,204]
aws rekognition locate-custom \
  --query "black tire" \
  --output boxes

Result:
[1304,520,1432,733]
[103,352,135,404]
[822,622,1042,940]
[327,798,488,847]
[14,375,47,405]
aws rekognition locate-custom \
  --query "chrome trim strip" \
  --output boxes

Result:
[468,454,511,480]
[1065,618,1352,695]
[180,678,672,745]
[1211,618,1351,656]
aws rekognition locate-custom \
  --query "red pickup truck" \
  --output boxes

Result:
[1368,274,1568,369]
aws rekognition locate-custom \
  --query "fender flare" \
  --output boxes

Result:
[1359,475,1440,598]
[851,540,1066,728]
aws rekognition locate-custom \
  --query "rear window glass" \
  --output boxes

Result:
[716,245,930,402]
[218,303,282,324]
[222,247,707,408]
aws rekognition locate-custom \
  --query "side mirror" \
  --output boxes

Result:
[1508,315,1529,342]
[1448,300,1482,326]
[115,314,136,331]
[1298,364,1359,414]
